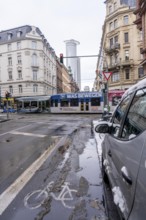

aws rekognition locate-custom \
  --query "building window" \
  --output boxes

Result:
[18,85,23,93]
[8,71,13,80]
[17,55,22,65]
[114,2,117,10]
[18,70,22,79]
[125,50,129,60]
[8,57,12,66]
[111,72,120,82]
[115,53,119,63]
[139,30,143,41]
[33,84,38,92]
[110,55,114,66]
[123,15,129,25]
[110,38,114,47]
[17,42,21,50]
[109,22,114,31]
[125,69,130,79]
[8,44,12,51]
[114,35,118,43]
[32,54,37,66]
[114,19,118,29]
[33,70,37,80]
[140,48,143,59]
[124,32,129,43]
[138,67,144,78]
[9,85,13,94]
[32,41,37,49]
[109,5,112,14]
[17,31,22,38]
[8,33,12,40]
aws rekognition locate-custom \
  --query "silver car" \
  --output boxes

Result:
[95,78,146,220]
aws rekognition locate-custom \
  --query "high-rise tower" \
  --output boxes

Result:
[64,39,81,90]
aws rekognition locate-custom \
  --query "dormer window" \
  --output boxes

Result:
[17,31,22,38]
[7,32,13,40]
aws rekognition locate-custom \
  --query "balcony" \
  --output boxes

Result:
[105,43,120,54]
[31,63,39,69]
[120,59,134,68]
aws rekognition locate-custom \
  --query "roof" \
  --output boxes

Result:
[16,96,50,102]
[0,25,42,44]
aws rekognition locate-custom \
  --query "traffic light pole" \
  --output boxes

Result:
[6,99,9,119]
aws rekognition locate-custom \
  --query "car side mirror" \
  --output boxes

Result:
[95,123,110,133]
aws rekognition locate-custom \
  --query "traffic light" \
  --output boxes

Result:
[5,91,11,99]
[60,53,63,64]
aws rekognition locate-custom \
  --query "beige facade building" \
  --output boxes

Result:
[96,0,144,92]
[134,0,146,76]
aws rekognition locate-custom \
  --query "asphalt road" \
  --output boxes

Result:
[0,113,110,220]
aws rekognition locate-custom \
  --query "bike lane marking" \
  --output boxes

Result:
[0,136,66,215]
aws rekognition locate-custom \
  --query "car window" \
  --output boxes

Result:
[121,88,146,140]
[111,94,132,137]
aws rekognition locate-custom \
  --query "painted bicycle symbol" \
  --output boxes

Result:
[24,181,77,209]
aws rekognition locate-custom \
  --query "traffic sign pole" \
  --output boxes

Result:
[103,71,112,112]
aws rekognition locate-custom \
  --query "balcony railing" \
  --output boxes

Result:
[103,59,134,71]
[121,59,134,67]
[105,43,120,54]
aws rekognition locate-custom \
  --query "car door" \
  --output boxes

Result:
[103,90,145,219]
[125,88,146,220]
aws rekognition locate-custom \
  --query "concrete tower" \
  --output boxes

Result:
[64,39,81,90]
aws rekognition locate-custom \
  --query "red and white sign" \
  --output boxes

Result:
[103,71,112,80]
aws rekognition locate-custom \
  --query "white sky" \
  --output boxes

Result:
[0,0,106,90]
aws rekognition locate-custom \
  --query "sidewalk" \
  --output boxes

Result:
[0,113,16,122]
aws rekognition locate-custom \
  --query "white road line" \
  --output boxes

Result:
[0,136,64,215]
[0,124,33,137]
[9,131,46,138]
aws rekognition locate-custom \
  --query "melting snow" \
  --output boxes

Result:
[112,186,127,213]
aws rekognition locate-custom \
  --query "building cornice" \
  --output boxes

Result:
[105,8,135,22]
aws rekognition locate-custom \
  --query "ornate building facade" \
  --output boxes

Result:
[96,0,144,92]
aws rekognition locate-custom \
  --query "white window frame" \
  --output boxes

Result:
[9,85,13,93]
[18,85,23,93]
[17,42,21,50]
[17,55,22,65]
[33,84,38,93]
[8,71,13,80]
[123,15,129,25]
[18,70,22,79]
[8,57,12,66]
[32,41,37,49]
[33,70,37,81]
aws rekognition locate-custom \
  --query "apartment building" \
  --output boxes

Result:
[134,0,146,76]
[96,0,144,91]
[0,25,58,99]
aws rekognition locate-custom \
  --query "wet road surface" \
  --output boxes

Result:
[0,114,116,220]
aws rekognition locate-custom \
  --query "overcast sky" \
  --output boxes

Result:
[0,0,106,90]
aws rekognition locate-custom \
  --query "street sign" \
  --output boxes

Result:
[103,72,112,80]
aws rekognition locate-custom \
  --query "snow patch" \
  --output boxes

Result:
[112,186,127,213]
